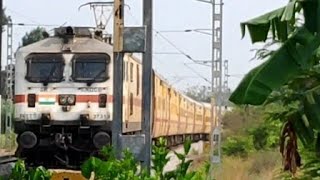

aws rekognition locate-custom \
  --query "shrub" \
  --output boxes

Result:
[81,138,202,180]
[247,119,281,151]
[81,147,139,180]
[9,160,51,180]
[0,131,17,150]
[248,126,269,150]
[222,136,254,158]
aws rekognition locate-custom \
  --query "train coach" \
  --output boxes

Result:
[12,26,214,168]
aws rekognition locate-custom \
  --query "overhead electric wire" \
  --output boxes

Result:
[184,62,211,67]
[154,32,212,78]
[158,28,212,36]
[153,52,182,55]
[126,10,211,64]
[183,63,211,84]
[7,9,66,28]
[7,8,41,24]
[10,23,60,27]
[125,9,212,84]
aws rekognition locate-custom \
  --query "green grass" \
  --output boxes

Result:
[0,101,16,152]
[0,131,17,151]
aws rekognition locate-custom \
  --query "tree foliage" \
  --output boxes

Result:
[222,105,281,157]
[229,0,320,175]
[22,27,49,47]
[240,0,298,43]
[9,160,51,180]
[185,85,211,103]
[1,9,8,27]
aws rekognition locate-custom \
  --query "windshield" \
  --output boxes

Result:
[72,54,110,83]
[26,54,64,83]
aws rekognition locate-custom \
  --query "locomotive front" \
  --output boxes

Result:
[13,27,114,168]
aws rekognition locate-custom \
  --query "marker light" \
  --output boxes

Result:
[99,94,107,108]
[28,94,36,107]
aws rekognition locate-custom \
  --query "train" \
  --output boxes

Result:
[13,26,214,168]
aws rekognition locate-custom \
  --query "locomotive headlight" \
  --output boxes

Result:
[59,95,67,105]
[59,95,76,105]
[67,95,76,105]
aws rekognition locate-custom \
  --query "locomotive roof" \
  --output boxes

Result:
[16,36,113,54]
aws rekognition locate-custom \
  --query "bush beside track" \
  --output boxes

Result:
[1,138,209,180]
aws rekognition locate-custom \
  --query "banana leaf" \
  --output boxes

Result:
[229,27,320,105]
[301,0,318,33]
[302,85,320,131]
[241,0,298,43]
[292,117,315,148]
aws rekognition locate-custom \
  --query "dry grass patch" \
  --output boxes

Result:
[214,150,281,180]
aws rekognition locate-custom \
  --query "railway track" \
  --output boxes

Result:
[0,155,18,179]
[0,155,86,180]
[0,155,17,164]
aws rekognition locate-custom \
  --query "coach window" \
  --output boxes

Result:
[71,53,110,85]
[137,65,140,95]
[130,62,133,82]
[126,62,129,81]
[130,93,133,115]
[25,53,64,85]
[123,62,125,81]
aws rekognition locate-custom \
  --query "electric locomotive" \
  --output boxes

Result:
[14,27,114,168]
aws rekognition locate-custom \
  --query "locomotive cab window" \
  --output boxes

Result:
[72,54,110,85]
[25,54,64,85]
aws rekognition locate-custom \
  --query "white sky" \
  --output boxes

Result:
[4,0,288,91]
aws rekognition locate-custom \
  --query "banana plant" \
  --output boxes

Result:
[229,0,320,175]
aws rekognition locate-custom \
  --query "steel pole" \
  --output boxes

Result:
[0,0,2,96]
[0,0,3,146]
[209,1,216,179]
[112,52,124,158]
[217,1,223,175]
[142,0,153,172]
[112,0,124,158]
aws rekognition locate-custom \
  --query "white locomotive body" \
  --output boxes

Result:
[14,27,115,167]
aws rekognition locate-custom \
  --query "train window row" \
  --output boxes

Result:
[153,75,212,137]
[123,57,142,117]
[123,60,140,91]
